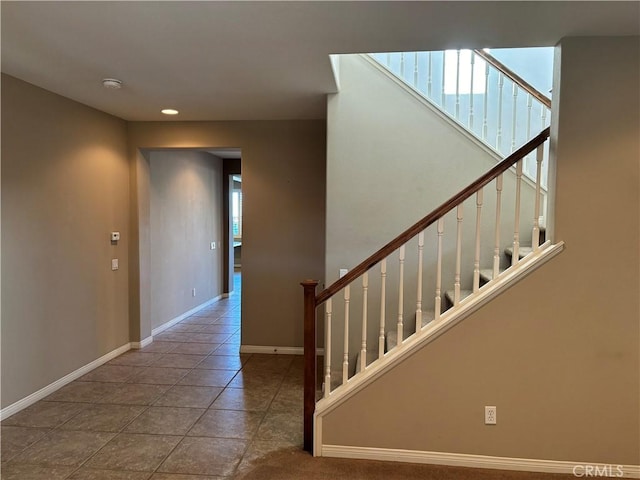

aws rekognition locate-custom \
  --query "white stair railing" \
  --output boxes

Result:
[368,49,552,188]
[303,130,551,453]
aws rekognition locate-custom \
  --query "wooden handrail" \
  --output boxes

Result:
[315,127,550,306]
[473,49,552,109]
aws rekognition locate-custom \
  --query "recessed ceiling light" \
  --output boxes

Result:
[102,78,122,89]
[161,109,179,115]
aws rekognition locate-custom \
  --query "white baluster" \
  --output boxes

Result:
[526,95,533,137]
[525,94,533,176]
[510,83,519,153]
[454,204,463,305]
[427,52,433,98]
[455,50,461,120]
[342,285,350,384]
[541,104,548,129]
[441,51,447,109]
[532,145,544,251]
[378,259,387,359]
[416,231,424,334]
[512,160,523,266]
[473,188,484,292]
[482,61,489,141]
[360,273,368,372]
[493,174,503,278]
[400,52,405,79]
[397,245,405,345]
[435,218,444,319]
[469,51,475,130]
[386,52,391,68]
[324,299,332,398]
[496,73,504,152]
[413,52,419,88]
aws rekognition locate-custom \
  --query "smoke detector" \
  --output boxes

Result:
[102,78,122,89]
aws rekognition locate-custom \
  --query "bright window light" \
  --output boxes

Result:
[444,50,487,95]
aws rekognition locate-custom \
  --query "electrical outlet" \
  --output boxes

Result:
[192,288,196,297]
[485,406,497,425]
[210,242,216,250]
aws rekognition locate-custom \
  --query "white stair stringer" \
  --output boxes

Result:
[313,240,564,457]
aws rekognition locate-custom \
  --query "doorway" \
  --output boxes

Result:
[231,175,242,272]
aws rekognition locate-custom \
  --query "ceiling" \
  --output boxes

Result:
[2,1,638,121]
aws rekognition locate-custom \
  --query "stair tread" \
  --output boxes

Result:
[444,289,473,301]
[386,311,435,351]
[479,268,506,282]
[504,246,533,259]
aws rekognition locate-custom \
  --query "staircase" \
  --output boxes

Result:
[301,49,564,455]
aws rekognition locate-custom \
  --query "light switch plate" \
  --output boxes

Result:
[111,259,119,271]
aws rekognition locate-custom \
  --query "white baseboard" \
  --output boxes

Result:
[1,296,230,420]
[321,445,640,478]
[240,345,325,355]
[151,295,224,337]
[0,342,131,421]
[130,336,153,349]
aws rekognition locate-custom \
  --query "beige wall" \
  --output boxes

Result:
[127,121,326,348]
[0,79,325,408]
[326,55,538,369]
[149,150,224,329]
[322,37,639,465]
[1,75,130,407]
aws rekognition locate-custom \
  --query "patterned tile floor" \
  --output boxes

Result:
[1,274,305,480]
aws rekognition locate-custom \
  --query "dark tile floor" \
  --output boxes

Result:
[1,275,305,480]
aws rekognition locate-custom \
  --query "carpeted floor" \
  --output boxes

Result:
[235,446,575,480]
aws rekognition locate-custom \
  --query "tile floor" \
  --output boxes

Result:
[1,275,305,480]
[0,273,574,480]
